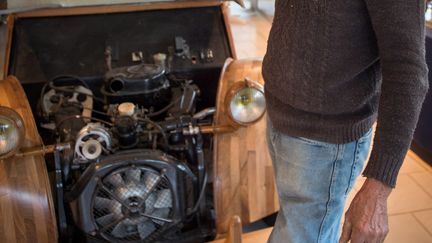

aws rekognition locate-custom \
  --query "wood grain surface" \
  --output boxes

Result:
[221,2,238,60]
[0,76,58,243]
[2,14,14,80]
[209,227,272,243]
[226,216,243,243]
[14,0,223,18]
[213,59,279,234]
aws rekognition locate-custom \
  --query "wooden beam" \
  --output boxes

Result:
[15,0,222,18]
[226,216,243,243]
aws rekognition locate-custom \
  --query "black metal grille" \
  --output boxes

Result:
[92,166,174,242]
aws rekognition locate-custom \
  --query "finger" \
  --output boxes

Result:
[374,235,385,243]
[339,220,352,243]
[369,236,380,243]
[350,227,367,243]
[369,226,388,243]
[378,234,387,243]
[378,230,388,243]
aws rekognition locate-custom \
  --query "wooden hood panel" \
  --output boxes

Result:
[6,0,244,11]
[213,59,279,234]
[0,76,57,243]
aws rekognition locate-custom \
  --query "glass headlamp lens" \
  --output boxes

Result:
[229,87,266,124]
[0,118,20,156]
[0,107,25,159]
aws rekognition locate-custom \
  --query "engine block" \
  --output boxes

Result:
[38,65,214,242]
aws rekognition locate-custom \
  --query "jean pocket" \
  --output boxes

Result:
[358,128,373,143]
[345,157,361,195]
[266,117,280,146]
[293,136,332,147]
[345,136,371,195]
[270,128,280,145]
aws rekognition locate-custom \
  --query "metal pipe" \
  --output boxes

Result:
[193,107,216,120]
[199,125,237,134]
[15,143,70,157]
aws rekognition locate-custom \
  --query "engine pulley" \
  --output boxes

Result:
[81,139,103,160]
[75,123,112,162]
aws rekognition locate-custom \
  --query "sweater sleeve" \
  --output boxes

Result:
[362,0,429,187]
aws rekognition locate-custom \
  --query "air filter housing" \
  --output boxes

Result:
[102,64,172,109]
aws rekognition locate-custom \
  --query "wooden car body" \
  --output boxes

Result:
[0,1,278,242]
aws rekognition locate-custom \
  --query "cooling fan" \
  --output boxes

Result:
[92,166,174,242]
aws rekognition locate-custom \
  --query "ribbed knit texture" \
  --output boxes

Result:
[263,0,429,187]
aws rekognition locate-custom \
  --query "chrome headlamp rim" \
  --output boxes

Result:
[224,78,266,126]
[0,106,25,159]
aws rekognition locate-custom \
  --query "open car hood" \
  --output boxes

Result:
[2,0,245,14]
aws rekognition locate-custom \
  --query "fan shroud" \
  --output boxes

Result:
[92,166,174,242]
[67,150,189,243]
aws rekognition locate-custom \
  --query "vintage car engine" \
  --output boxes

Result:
[1,6,272,243]
[38,63,214,243]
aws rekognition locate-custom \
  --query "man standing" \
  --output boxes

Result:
[263,1,429,243]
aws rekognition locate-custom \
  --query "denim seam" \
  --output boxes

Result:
[267,125,278,162]
[345,140,360,195]
[270,123,279,148]
[267,116,279,150]
[294,136,332,147]
[317,144,341,243]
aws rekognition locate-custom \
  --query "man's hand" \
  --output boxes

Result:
[339,178,392,243]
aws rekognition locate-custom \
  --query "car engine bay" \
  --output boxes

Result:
[37,62,215,242]
[8,6,234,242]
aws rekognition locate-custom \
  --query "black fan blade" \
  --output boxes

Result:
[111,221,127,238]
[144,192,157,214]
[154,189,172,209]
[137,220,156,240]
[94,196,114,210]
[143,172,160,193]
[105,173,125,187]
[125,168,141,183]
[151,208,170,225]
[96,213,116,226]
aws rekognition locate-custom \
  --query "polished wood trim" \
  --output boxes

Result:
[222,2,238,59]
[0,76,58,242]
[226,216,242,243]
[213,59,279,234]
[2,14,14,80]
[209,227,272,243]
[14,0,223,18]
[214,58,234,127]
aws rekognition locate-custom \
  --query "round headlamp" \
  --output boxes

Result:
[225,79,266,126]
[0,106,25,159]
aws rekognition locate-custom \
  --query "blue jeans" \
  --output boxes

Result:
[266,118,372,243]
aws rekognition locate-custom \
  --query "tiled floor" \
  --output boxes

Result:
[227,1,432,242]
[348,151,432,243]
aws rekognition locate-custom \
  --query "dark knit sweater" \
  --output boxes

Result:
[262,0,429,187]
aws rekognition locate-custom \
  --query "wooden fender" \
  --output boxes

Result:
[214,59,279,234]
[0,76,58,242]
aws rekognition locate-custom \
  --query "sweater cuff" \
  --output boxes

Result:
[362,152,405,188]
